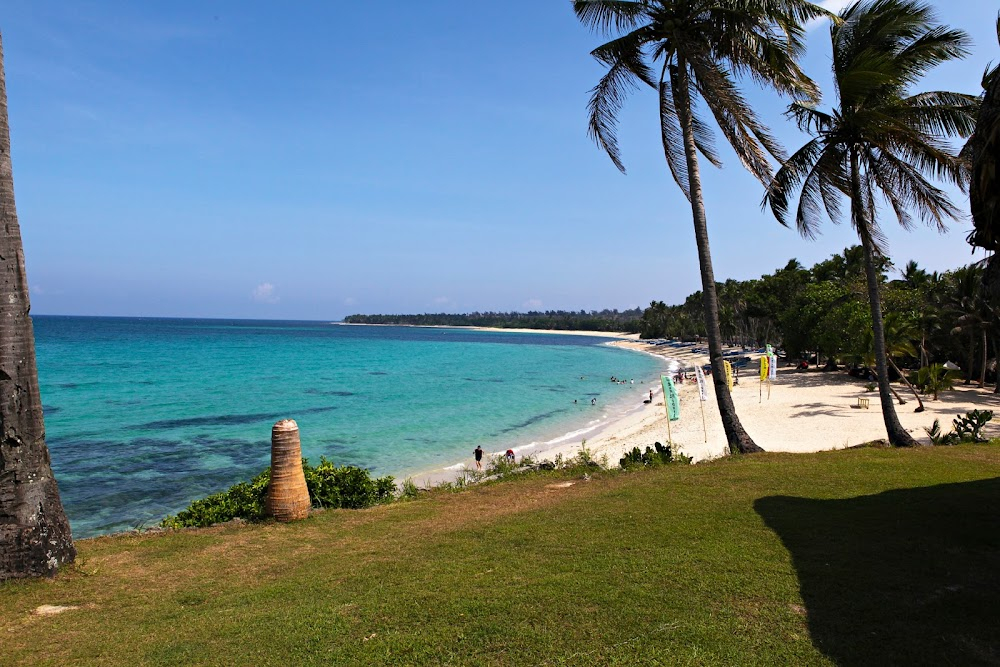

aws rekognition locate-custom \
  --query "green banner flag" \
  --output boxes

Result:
[661,374,680,421]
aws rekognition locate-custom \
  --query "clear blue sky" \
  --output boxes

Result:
[3,0,997,320]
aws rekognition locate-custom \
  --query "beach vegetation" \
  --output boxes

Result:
[946,263,993,388]
[160,458,395,529]
[925,410,994,445]
[574,0,833,455]
[400,478,421,500]
[619,441,691,468]
[765,0,978,446]
[914,363,961,400]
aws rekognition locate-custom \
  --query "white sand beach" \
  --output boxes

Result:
[411,339,1000,486]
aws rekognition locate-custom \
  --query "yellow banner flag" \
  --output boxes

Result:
[760,355,770,382]
[724,360,733,391]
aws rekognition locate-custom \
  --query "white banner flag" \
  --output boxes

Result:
[695,366,708,402]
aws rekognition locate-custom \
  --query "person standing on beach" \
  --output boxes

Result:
[474,445,483,470]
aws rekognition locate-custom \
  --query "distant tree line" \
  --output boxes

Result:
[639,246,993,388]
[343,309,643,333]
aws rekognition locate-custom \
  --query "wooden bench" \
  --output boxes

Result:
[857,397,870,409]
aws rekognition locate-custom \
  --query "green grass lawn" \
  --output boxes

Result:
[3,445,999,666]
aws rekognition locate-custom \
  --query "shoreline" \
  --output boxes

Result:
[401,339,1000,488]
[333,321,641,339]
[401,340,691,487]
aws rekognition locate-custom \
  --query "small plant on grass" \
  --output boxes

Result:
[925,410,994,445]
[400,478,420,500]
[620,442,691,469]
[573,444,599,468]
[924,419,957,446]
[953,410,994,443]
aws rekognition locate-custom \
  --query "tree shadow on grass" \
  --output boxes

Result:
[756,478,1000,666]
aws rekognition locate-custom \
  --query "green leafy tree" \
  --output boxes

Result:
[765,0,977,446]
[574,0,829,454]
[947,264,992,388]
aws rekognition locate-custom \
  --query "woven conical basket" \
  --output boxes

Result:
[265,419,311,522]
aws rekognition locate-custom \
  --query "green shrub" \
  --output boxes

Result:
[400,478,420,500]
[953,409,994,443]
[924,410,994,446]
[620,442,691,469]
[161,458,394,529]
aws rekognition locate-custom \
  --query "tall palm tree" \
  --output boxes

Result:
[0,32,76,579]
[765,0,977,447]
[965,15,1000,391]
[948,264,991,388]
[573,0,829,454]
[966,15,999,259]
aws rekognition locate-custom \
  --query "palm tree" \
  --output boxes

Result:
[965,15,1000,391]
[765,0,977,447]
[573,0,829,454]
[0,32,76,579]
[883,312,925,411]
[948,264,991,388]
[966,15,999,259]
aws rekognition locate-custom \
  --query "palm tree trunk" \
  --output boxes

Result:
[966,330,974,384]
[671,59,761,455]
[980,327,987,388]
[0,32,76,579]
[888,357,924,411]
[851,150,919,447]
[994,333,1000,393]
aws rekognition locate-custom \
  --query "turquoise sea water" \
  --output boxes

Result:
[34,317,666,537]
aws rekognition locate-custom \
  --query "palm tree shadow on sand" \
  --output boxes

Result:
[755,478,1000,665]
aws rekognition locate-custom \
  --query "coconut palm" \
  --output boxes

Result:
[883,311,925,411]
[573,0,829,454]
[948,264,992,388]
[966,15,1000,258]
[765,0,977,447]
[965,15,1000,391]
[0,32,76,579]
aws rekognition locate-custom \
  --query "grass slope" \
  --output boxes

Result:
[2,445,999,666]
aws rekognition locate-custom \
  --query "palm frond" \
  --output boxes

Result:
[764,137,823,228]
[573,0,649,36]
[687,55,782,184]
[787,102,834,134]
[587,58,643,173]
[658,69,690,199]
[585,26,657,172]
[899,91,979,138]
